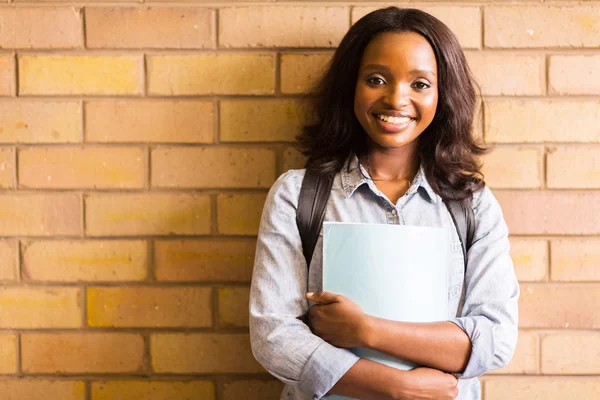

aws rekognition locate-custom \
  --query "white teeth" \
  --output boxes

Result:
[377,114,411,125]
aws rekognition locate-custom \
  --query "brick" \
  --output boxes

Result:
[547,145,600,189]
[482,146,542,189]
[519,284,600,328]
[353,7,481,49]
[280,53,331,94]
[551,238,600,282]
[466,53,544,96]
[542,333,600,374]
[485,378,600,400]
[0,194,81,236]
[87,286,212,328]
[86,194,211,236]
[0,54,15,96]
[509,238,548,282]
[222,380,284,400]
[0,240,17,281]
[0,381,85,400]
[219,7,348,48]
[91,381,215,400]
[282,147,306,173]
[495,191,600,235]
[151,333,263,373]
[22,240,147,282]
[154,239,255,282]
[0,147,15,188]
[218,287,249,327]
[0,8,82,49]
[22,333,144,373]
[217,193,267,235]
[485,6,600,48]
[0,287,81,328]
[0,101,81,143]
[485,100,600,143]
[147,54,274,95]
[220,99,309,142]
[19,147,145,189]
[549,55,600,95]
[152,147,276,189]
[86,8,214,49]
[19,55,142,95]
[0,333,17,373]
[85,100,213,143]
[488,330,538,375]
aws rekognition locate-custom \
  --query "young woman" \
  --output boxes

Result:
[250,7,519,400]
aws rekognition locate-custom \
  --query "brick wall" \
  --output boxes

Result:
[0,1,598,400]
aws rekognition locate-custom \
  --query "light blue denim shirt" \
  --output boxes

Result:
[250,156,519,400]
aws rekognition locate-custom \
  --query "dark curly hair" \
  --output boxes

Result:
[297,7,488,202]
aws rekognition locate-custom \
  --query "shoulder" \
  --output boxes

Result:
[470,185,509,236]
[265,169,306,209]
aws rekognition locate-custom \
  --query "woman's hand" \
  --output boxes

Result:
[306,291,371,348]
[395,367,459,400]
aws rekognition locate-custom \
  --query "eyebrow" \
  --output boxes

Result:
[362,64,436,77]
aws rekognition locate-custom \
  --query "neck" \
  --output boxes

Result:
[363,142,419,182]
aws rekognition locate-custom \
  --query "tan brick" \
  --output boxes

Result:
[482,146,542,189]
[220,7,348,48]
[280,53,331,94]
[485,6,600,48]
[152,147,276,189]
[0,240,17,281]
[0,54,15,96]
[147,54,274,95]
[22,240,147,282]
[0,194,81,236]
[86,194,211,236]
[19,147,145,189]
[87,286,212,328]
[519,284,600,328]
[0,8,82,49]
[91,381,215,400]
[489,330,538,375]
[485,100,600,143]
[85,100,213,143]
[353,7,481,49]
[485,378,600,400]
[19,55,142,95]
[547,145,600,189]
[0,147,15,188]
[222,380,284,400]
[22,333,144,373]
[282,147,306,173]
[151,333,263,373]
[218,287,249,327]
[86,8,214,49]
[0,101,81,143]
[0,333,17,374]
[551,238,600,282]
[495,191,600,235]
[509,238,548,282]
[0,287,81,328]
[542,333,600,374]
[154,239,255,282]
[0,381,85,400]
[466,53,544,96]
[217,193,267,235]
[220,99,309,142]
[550,55,600,95]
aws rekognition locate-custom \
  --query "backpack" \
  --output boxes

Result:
[296,168,475,269]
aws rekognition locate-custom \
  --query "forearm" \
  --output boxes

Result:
[363,318,471,373]
[328,358,406,400]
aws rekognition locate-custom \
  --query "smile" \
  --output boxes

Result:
[373,113,415,133]
[375,114,413,125]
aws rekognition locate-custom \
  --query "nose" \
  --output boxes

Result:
[383,84,410,108]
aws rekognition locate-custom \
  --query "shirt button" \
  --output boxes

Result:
[391,209,397,215]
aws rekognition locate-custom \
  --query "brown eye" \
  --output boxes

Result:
[367,77,386,86]
[412,81,430,90]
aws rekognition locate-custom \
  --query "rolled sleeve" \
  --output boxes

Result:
[450,187,519,379]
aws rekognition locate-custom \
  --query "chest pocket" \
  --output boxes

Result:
[449,241,465,300]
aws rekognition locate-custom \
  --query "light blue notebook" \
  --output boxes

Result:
[322,222,450,400]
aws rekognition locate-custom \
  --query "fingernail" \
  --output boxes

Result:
[306,292,314,297]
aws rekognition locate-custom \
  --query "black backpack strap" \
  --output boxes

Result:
[296,169,334,269]
[445,199,475,268]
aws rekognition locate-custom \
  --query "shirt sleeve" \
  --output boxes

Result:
[450,186,520,379]
[249,171,359,399]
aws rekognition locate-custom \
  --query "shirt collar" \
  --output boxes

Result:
[340,154,439,204]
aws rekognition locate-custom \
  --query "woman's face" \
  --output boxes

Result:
[354,31,438,152]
